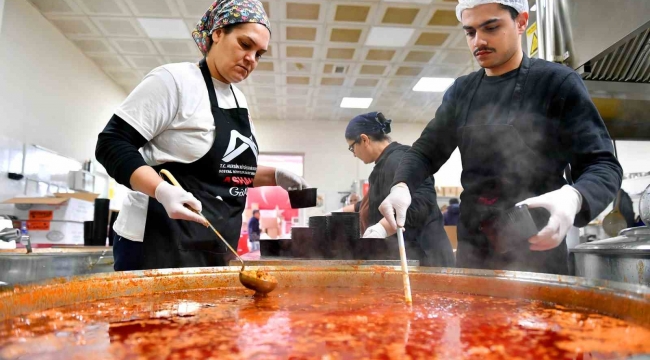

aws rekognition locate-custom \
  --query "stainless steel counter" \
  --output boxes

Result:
[0,248,114,285]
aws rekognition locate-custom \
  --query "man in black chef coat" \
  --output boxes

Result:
[379,0,622,274]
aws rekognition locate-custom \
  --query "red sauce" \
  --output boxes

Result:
[1,287,649,359]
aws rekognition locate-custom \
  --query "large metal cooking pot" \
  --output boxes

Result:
[1,266,648,327]
[571,227,650,286]
[0,247,114,286]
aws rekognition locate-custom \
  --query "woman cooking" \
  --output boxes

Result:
[95,0,308,271]
[338,112,454,267]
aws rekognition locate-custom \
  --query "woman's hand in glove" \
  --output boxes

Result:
[275,168,310,190]
[362,219,396,239]
[154,181,207,225]
[517,185,583,251]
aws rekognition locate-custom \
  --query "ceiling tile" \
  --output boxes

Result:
[287,76,310,85]
[438,50,472,65]
[286,87,312,96]
[326,48,355,60]
[177,0,210,18]
[29,0,80,14]
[261,2,270,17]
[153,39,198,56]
[48,16,101,36]
[286,62,312,73]
[388,78,414,89]
[137,18,189,39]
[425,65,462,77]
[330,28,362,43]
[334,5,370,23]
[286,26,317,41]
[428,10,459,26]
[88,54,128,68]
[321,77,345,86]
[382,7,420,25]
[286,2,320,21]
[396,66,423,76]
[360,65,386,75]
[72,38,114,53]
[259,44,274,58]
[415,32,450,46]
[125,55,166,69]
[110,38,158,54]
[404,50,435,62]
[355,78,379,87]
[365,27,414,47]
[76,0,131,16]
[256,97,278,105]
[366,49,396,61]
[251,75,277,84]
[123,0,180,17]
[256,62,275,72]
[286,46,314,58]
[92,17,145,37]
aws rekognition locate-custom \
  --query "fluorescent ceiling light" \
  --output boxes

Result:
[138,18,189,39]
[530,4,537,11]
[413,77,455,92]
[365,27,415,47]
[340,97,373,109]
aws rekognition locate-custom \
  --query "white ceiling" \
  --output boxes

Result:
[29,0,479,123]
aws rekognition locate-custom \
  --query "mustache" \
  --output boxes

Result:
[474,47,496,56]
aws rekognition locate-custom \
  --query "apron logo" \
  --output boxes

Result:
[222,130,259,163]
[229,187,248,197]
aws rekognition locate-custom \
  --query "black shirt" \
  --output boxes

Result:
[394,55,622,229]
[358,142,454,267]
[468,68,518,126]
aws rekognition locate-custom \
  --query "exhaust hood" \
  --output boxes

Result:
[533,0,650,139]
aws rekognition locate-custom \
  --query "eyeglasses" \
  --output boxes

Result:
[348,139,359,153]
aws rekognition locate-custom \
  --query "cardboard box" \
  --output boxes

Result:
[27,221,85,245]
[2,195,95,223]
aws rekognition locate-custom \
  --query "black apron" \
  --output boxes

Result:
[455,59,568,275]
[141,58,258,269]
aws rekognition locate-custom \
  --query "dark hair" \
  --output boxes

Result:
[252,210,260,215]
[345,112,392,142]
[499,4,520,20]
[449,198,460,205]
[206,23,246,52]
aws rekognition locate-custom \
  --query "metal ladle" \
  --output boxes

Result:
[159,170,277,295]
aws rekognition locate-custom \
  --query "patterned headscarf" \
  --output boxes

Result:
[192,0,271,56]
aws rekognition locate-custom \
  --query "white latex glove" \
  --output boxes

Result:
[154,181,207,225]
[363,223,388,239]
[379,183,412,230]
[517,185,583,251]
[275,168,310,190]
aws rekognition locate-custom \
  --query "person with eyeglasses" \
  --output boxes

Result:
[338,112,454,267]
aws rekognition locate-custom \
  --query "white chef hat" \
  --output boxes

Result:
[456,0,529,21]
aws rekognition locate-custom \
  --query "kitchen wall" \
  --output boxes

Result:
[252,119,462,211]
[0,0,126,161]
[0,0,126,213]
